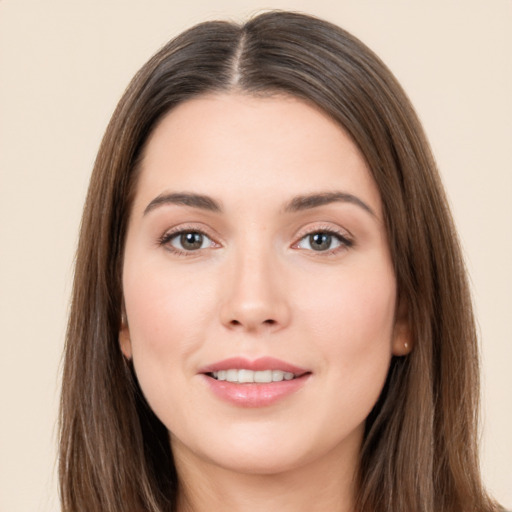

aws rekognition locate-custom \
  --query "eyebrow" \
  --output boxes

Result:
[284,192,375,217]
[144,192,222,215]
[143,190,375,217]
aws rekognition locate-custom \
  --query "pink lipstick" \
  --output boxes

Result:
[199,357,311,408]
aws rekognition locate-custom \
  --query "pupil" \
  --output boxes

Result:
[310,233,331,251]
[181,232,203,250]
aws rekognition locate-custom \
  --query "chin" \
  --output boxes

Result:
[204,445,311,476]
[171,420,362,479]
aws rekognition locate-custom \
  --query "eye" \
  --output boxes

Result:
[160,230,216,253]
[295,231,352,252]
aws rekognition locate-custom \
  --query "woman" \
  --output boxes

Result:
[59,11,502,512]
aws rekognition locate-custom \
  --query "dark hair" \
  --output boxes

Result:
[60,10,500,512]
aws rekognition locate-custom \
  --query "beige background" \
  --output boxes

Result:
[0,1,510,510]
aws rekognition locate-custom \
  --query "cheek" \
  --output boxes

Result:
[297,263,396,386]
[124,256,215,343]
[122,260,217,386]
[300,267,396,434]
[301,263,395,336]
[122,266,217,424]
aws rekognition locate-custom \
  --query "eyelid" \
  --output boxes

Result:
[157,223,222,255]
[156,221,353,257]
[291,223,354,252]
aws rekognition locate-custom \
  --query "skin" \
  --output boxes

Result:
[120,93,411,512]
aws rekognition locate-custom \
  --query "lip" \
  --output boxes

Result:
[199,356,309,375]
[199,357,311,408]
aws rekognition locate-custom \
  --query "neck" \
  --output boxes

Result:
[174,440,359,512]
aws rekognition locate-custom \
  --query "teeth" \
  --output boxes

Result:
[211,369,297,383]
[272,370,284,382]
[226,369,238,382]
[238,369,254,383]
[254,370,272,383]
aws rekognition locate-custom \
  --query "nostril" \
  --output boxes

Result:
[227,318,277,328]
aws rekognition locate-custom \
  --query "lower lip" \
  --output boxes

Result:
[201,374,311,408]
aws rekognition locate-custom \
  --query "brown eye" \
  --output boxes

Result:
[179,232,204,250]
[165,231,212,252]
[295,230,352,253]
[309,233,333,251]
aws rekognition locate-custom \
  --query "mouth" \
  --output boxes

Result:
[200,356,309,381]
[208,369,303,383]
[199,357,311,407]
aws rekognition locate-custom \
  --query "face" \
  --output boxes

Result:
[120,93,410,477]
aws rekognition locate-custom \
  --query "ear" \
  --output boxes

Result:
[119,308,133,359]
[391,296,412,356]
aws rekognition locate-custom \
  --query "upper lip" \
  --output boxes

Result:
[199,357,309,376]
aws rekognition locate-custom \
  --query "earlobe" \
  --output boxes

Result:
[119,311,133,359]
[391,298,413,356]
[392,336,412,356]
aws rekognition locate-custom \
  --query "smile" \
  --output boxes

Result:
[200,356,311,407]
[210,369,297,383]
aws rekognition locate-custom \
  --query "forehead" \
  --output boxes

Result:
[133,93,381,215]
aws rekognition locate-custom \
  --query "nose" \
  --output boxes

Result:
[219,249,291,334]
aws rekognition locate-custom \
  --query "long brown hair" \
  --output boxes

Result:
[60,11,500,512]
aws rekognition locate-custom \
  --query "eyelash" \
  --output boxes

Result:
[157,225,218,257]
[157,225,354,257]
[292,226,354,256]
